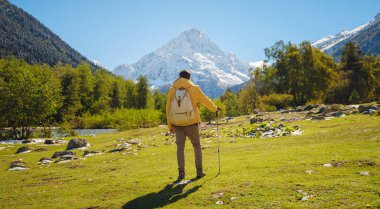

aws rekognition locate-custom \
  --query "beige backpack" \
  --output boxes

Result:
[170,86,194,124]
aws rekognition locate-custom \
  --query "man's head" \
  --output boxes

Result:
[179,70,191,79]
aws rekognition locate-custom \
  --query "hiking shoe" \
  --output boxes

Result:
[196,172,206,179]
[176,171,185,182]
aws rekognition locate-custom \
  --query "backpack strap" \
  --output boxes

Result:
[173,86,192,107]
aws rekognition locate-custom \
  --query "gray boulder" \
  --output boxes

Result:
[358,105,370,113]
[38,157,53,164]
[16,146,31,154]
[304,105,316,111]
[317,106,327,114]
[8,160,29,171]
[312,115,325,120]
[52,151,76,158]
[44,139,55,144]
[250,117,263,124]
[108,148,126,153]
[295,106,304,112]
[83,150,103,157]
[330,111,343,117]
[66,138,89,150]
[22,139,34,144]
[127,138,141,145]
[281,110,291,114]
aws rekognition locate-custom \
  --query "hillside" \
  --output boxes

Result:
[0,0,96,67]
[113,28,250,98]
[312,13,380,60]
[1,109,379,208]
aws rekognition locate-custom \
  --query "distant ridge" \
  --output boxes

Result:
[0,0,96,68]
[312,13,380,60]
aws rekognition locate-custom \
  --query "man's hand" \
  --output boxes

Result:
[170,127,176,134]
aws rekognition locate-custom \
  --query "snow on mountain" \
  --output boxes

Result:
[91,60,107,69]
[312,13,380,57]
[249,60,268,69]
[113,28,250,98]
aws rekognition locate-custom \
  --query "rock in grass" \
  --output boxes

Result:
[22,139,34,144]
[15,146,32,154]
[83,150,103,157]
[108,148,126,153]
[330,111,343,117]
[211,192,224,199]
[66,138,89,150]
[312,115,325,120]
[357,171,371,176]
[317,106,327,114]
[34,148,48,152]
[38,157,53,164]
[52,151,76,158]
[215,201,224,205]
[358,105,370,113]
[8,160,29,171]
[305,170,315,174]
[323,163,333,167]
[127,138,141,145]
[358,159,376,166]
[250,117,263,124]
[44,139,55,144]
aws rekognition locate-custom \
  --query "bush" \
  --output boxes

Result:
[77,108,161,130]
[261,94,294,109]
[30,127,53,138]
[200,100,225,122]
[330,104,345,111]
[57,123,78,137]
[264,105,277,112]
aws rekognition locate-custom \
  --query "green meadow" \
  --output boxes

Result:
[0,114,379,209]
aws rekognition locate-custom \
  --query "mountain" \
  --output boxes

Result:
[312,13,380,60]
[113,28,250,98]
[0,0,96,68]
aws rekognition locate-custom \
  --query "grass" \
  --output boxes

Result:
[0,114,379,208]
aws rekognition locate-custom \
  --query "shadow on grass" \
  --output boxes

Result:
[122,178,201,209]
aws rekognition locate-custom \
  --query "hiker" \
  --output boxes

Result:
[166,70,221,181]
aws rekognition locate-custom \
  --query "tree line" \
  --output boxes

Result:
[216,41,380,117]
[1,41,379,139]
[0,58,166,139]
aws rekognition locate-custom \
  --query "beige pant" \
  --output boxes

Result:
[173,123,203,175]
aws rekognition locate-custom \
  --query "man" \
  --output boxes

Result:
[166,70,220,181]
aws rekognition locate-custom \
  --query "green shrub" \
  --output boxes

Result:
[261,94,294,109]
[77,108,161,130]
[330,104,345,111]
[57,123,78,137]
[264,105,277,112]
[30,128,53,138]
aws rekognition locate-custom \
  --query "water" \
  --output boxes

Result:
[52,129,118,138]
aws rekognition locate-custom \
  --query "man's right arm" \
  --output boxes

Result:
[195,86,218,112]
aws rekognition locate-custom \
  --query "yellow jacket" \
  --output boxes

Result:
[166,78,218,131]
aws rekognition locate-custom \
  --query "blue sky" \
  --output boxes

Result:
[9,0,380,69]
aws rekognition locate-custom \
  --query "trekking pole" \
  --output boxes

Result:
[216,109,221,175]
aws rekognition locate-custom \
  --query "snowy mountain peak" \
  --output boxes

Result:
[113,28,250,98]
[375,13,380,20]
[312,14,380,53]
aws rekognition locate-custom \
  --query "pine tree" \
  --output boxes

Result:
[136,76,149,109]
[341,42,373,103]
